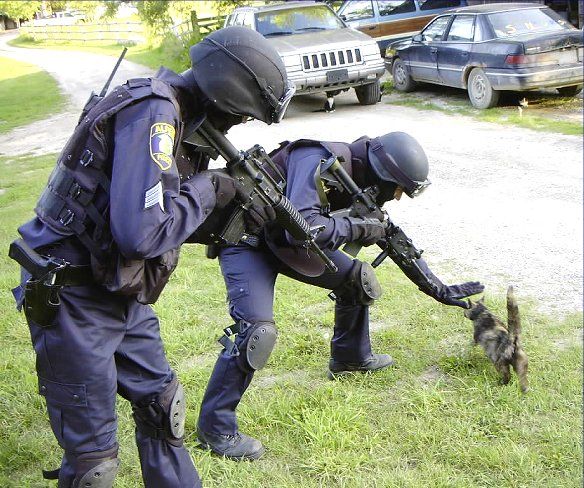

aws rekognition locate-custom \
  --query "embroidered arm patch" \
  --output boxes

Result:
[145,181,165,211]
[150,122,175,171]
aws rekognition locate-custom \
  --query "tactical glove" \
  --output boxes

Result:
[201,171,243,209]
[244,204,277,235]
[346,217,386,247]
[416,259,484,308]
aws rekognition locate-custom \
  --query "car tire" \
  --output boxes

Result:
[557,85,583,97]
[392,58,416,92]
[355,80,381,105]
[467,68,499,109]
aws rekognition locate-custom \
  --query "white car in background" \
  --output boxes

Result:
[225,1,385,111]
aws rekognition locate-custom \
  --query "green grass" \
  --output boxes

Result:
[0,57,65,134]
[0,153,581,487]
[9,34,192,72]
[382,80,583,136]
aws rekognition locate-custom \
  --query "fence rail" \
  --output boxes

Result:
[21,22,146,44]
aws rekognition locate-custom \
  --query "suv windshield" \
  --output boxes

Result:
[256,5,345,37]
[487,8,571,39]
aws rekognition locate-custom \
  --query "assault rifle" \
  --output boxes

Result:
[322,156,461,302]
[187,119,338,274]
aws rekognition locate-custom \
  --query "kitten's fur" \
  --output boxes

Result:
[464,286,529,393]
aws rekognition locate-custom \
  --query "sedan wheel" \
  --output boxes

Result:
[467,68,499,109]
[557,85,583,97]
[392,58,416,92]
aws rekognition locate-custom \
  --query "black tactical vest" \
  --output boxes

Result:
[35,78,181,260]
[268,136,371,212]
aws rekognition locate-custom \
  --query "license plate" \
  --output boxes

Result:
[326,68,349,83]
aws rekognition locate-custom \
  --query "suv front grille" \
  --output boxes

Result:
[302,48,362,71]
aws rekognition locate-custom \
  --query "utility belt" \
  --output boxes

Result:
[9,239,93,327]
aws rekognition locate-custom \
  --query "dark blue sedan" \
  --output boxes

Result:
[385,3,583,108]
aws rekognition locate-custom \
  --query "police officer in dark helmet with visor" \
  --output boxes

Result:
[196,131,483,461]
[9,26,292,488]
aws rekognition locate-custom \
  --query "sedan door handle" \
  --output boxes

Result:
[430,47,437,53]
[366,25,376,30]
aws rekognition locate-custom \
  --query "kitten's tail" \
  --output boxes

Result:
[507,285,521,346]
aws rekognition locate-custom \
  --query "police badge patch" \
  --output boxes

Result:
[150,122,175,170]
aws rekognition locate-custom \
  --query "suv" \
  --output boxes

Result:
[337,0,467,54]
[224,1,385,110]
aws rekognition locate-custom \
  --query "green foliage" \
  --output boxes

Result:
[0,1,40,21]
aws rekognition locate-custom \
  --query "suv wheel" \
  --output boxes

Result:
[355,80,381,105]
[467,68,499,109]
[392,58,416,92]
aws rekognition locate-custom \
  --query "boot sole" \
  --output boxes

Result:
[198,441,265,461]
[328,360,395,380]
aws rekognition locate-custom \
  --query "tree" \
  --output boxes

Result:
[0,1,41,24]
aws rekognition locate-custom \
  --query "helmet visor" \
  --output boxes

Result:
[270,79,295,123]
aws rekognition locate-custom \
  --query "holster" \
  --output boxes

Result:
[23,279,62,327]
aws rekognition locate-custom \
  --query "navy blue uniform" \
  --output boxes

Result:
[15,69,212,488]
[198,145,374,436]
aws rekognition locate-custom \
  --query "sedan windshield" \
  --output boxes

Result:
[487,7,572,39]
[256,5,345,37]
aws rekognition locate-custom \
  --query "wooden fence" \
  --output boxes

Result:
[21,22,146,44]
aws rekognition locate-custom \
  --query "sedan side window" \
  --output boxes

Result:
[422,15,451,41]
[446,15,475,41]
[378,0,416,16]
[340,0,374,21]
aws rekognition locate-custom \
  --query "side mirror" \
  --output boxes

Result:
[412,34,424,43]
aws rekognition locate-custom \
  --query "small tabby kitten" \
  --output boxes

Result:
[464,286,529,393]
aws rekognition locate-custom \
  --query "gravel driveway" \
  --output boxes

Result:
[1,34,582,317]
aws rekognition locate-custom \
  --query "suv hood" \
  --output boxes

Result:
[266,28,374,54]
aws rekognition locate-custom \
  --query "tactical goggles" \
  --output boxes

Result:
[269,79,295,123]
[369,138,431,198]
[206,38,294,123]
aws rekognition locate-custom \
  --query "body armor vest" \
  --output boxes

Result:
[268,136,371,213]
[35,78,181,260]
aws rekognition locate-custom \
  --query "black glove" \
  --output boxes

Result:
[201,171,243,209]
[244,204,277,235]
[415,259,484,308]
[347,217,386,247]
[434,281,485,308]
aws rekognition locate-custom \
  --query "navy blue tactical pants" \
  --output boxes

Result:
[27,284,200,488]
[198,245,373,435]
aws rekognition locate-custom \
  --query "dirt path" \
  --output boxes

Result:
[1,35,581,316]
[0,33,153,156]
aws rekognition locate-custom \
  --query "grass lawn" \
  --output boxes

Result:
[382,80,584,136]
[0,153,581,487]
[9,35,190,73]
[0,57,65,134]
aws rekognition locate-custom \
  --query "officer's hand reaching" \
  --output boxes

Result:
[434,281,485,308]
[244,204,277,235]
[347,217,386,247]
[201,171,244,209]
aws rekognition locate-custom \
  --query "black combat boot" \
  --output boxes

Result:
[328,353,394,380]
[196,428,265,461]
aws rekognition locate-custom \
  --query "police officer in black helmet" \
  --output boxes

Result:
[195,130,483,460]
[9,26,292,488]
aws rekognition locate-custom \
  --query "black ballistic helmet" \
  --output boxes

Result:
[189,26,294,125]
[367,132,430,198]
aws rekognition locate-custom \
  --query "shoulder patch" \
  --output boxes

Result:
[150,122,175,171]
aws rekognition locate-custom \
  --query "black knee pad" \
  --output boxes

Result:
[132,376,186,447]
[332,260,382,306]
[72,445,120,488]
[236,321,278,373]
